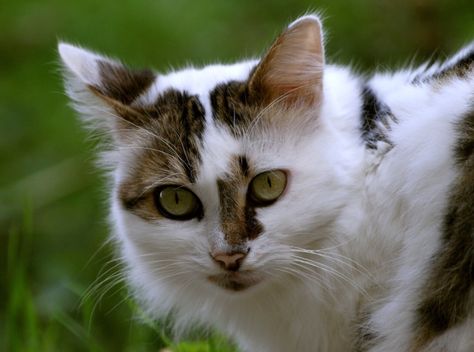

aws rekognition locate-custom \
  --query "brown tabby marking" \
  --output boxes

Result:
[117,89,206,220]
[97,60,155,104]
[413,110,474,350]
[431,49,474,82]
[210,19,323,136]
[414,47,474,84]
[210,80,262,136]
[218,155,263,246]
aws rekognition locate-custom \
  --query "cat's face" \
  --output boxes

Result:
[61,17,356,299]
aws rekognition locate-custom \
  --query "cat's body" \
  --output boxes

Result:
[59,15,474,352]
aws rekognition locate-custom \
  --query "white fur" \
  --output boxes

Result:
[60,18,474,352]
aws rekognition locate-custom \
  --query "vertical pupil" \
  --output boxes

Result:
[267,176,272,188]
[174,191,179,204]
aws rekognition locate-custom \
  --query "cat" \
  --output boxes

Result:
[59,14,474,352]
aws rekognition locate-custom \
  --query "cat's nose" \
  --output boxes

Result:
[211,252,247,271]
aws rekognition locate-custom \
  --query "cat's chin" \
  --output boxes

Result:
[207,270,263,292]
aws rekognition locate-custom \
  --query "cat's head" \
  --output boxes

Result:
[60,15,362,314]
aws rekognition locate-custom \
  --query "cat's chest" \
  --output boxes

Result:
[213,282,356,352]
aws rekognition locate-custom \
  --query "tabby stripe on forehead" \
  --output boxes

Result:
[210,80,257,135]
[238,155,250,177]
[97,61,155,104]
[413,110,474,349]
[180,95,206,181]
[147,90,206,183]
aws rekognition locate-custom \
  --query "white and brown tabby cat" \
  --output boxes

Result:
[59,15,474,352]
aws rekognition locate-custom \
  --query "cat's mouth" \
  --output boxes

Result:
[207,270,262,292]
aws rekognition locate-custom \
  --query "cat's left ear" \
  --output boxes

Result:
[249,15,324,108]
[58,42,156,131]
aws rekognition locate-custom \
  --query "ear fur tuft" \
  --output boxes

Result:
[58,42,106,86]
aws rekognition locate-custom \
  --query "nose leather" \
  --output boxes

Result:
[212,252,247,271]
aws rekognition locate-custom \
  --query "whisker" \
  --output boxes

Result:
[292,256,371,298]
[289,247,376,283]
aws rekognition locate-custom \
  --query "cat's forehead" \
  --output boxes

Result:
[139,60,258,108]
[128,58,312,183]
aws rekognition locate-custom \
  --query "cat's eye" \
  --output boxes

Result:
[248,170,287,206]
[154,186,202,220]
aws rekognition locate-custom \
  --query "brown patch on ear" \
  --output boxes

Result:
[92,60,155,105]
[249,17,324,107]
[86,60,156,128]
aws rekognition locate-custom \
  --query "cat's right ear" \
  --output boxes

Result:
[248,15,324,109]
[58,42,156,132]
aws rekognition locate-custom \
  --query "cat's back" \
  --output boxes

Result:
[365,42,474,195]
[363,43,474,352]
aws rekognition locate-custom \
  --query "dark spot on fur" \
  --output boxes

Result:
[244,205,263,240]
[361,86,379,134]
[354,326,378,352]
[353,307,380,352]
[455,110,474,164]
[360,85,396,149]
[413,110,474,349]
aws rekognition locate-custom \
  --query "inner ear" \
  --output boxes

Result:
[248,16,324,107]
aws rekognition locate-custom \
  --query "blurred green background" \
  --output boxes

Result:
[1,0,473,351]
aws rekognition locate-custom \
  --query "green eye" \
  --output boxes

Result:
[248,170,287,206]
[154,186,203,220]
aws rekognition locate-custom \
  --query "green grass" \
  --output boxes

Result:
[1,0,472,351]
[3,207,235,352]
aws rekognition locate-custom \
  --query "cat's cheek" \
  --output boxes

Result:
[110,198,132,243]
[112,201,201,254]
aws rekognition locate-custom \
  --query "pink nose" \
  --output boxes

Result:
[212,252,247,271]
